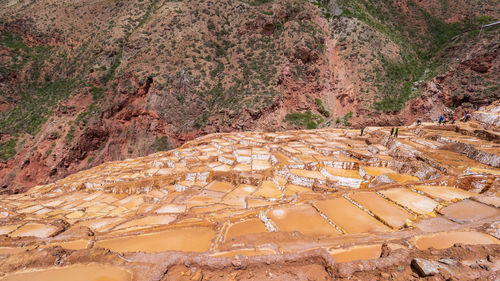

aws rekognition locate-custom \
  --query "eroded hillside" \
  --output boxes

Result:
[0,0,499,191]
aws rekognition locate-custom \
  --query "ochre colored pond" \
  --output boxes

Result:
[224,218,268,242]
[330,244,382,263]
[0,264,132,281]
[314,197,389,234]
[42,239,90,250]
[0,225,20,235]
[94,226,215,253]
[414,185,475,201]
[440,200,500,223]
[349,192,414,229]
[267,204,339,237]
[379,188,438,215]
[9,223,59,238]
[413,231,499,250]
[210,248,276,257]
[113,214,176,230]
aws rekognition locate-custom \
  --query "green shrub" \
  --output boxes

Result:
[0,138,17,161]
[285,111,323,129]
[151,136,172,152]
[343,111,353,126]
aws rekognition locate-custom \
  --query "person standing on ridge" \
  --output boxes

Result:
[464,112,471,122]
[360,127,364,136]
[439,115,444,125]
[394,128,399,138]
[417,118,422,126]
[390,127,394,136]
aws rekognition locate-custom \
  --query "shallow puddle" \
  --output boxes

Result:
[190,204,231,214]
[95,226,215,253]
[413,217,460,232]
[475,196,500,208]
[42,239,90,250]
[206,181,234,192]
[284,184,312,196]
[414,185,475,201]
[0,264,132,281]
[0,246,32,255]
[440,200,499,223]
[267,204,339,237]
[349,192,414,229]
[329,244,404,263]
[223,184,257,207]
[253,181,282,199]
[252,160,271,171]
[380,188,439,215]
[74,218,124,232]
[321,167,364,188]
[113,214,176,230]
[246,198,277,208]
[360,166,397,177]
[467,167,500,175]
[0,225,20,235]
[155,204,187,214]
[9,223,59,238]
[223,218,268,242]
[314,197,389,234]
[413,231,499,250]
[386,173,419,183]
[211,248,276,257]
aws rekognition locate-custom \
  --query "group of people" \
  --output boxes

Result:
[438,111,471,125]
[358,110,473,138]
[390,127,399,138]
[438,113,456,125]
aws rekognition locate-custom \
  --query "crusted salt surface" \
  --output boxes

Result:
[259,211,277,232]
[2,124,500,264]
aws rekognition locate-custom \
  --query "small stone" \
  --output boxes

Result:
[397,265,405,272]
[190,269,203,281]
[411,258,439,277]
[477,260,490,271]
[380,243,391,258]
[231,256,247,270]
[380,272,390,278]
[438,268,454,281]
[469,263,480,269]
[438,258,458,266]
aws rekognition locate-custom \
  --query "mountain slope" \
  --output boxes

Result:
[0,0,498,192]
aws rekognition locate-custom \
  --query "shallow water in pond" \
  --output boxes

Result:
[414,185,475,201]
[380,188,438,214]
[224,218,268,242]
[210,248,276,257]
[314,197,389,234]
[475,195,500,208]
[94,226,215,253]
[330,244,382,263]
[413,231,499,250]
[441,200,500,222]
[9,223,59,238]
[0,225,20,235]
[267,204,339,237]
[113,214,176,230]
[42,239,90,250]
[349,192,414,229]
[0,264,132,281]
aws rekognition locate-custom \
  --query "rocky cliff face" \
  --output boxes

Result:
[0,0,499,192]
